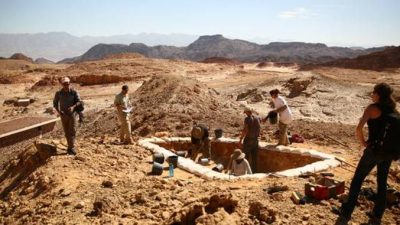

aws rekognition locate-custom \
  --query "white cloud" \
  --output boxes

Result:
[278,7,308,19]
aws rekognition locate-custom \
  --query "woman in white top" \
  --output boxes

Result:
[270,89,293,146]
[228,149,252,176]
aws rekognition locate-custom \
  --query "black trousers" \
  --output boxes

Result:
[341,147,392,218]
[243,137,258,173]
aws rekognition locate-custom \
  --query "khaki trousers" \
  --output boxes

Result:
[118,113,132,142]
[61,114,76,149]
[278,121,289,146]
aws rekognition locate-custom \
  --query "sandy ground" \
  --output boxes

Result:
[0,56,400,225]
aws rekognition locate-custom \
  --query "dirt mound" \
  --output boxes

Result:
[201,57,240,65]
[0,142,57,198]
[283,76,315,98]
[31,74,134,88]
[103,53,145,60]
[9,53,33,63]
[128,75,242,137]
[256,61,273,68]
[70,74,134,86]
[236,88,266,103]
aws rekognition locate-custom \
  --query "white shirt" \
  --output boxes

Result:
[232,158,252,176]
[272,95,292,124]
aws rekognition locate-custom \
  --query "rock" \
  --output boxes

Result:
[62,200,72,206]
[302,214,310,221]
[249,201,277,224]
[75,201,85,209]
[59,189,71,197]
[102,180,113,188]
[161,211,170,220]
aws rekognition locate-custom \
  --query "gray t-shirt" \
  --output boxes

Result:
[244,115,261,139]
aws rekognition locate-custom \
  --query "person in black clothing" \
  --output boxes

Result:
[333,83,397,224]
[190,123,211,161]
[239,107,261,173]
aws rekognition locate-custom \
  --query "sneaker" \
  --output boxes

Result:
[67,148,77,155]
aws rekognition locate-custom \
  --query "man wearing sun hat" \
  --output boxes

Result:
[239,107,261,172]
[190,123,211,161]
[53,77,82,155]
[228,149,252,176]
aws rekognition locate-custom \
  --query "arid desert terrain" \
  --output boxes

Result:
[0,53,400,225]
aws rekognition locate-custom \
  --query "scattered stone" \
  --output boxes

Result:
[302,214,310,221]
[161,211,170,220]
[102,180,113,188]
[71,200,84,209]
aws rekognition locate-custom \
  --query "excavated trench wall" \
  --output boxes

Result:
[0,117,59,148]
[157,141,321,173]
[139,137,340,180]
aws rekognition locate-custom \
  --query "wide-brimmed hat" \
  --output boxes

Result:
[191,126,204,139]
[231,149,245,160]
[61,77,70,84]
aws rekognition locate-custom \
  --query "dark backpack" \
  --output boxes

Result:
[378,112,400,160]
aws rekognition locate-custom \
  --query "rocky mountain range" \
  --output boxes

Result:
[60,35,388,64]
[0,32,198,61]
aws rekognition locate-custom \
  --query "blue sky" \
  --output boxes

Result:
[0,0,399,47]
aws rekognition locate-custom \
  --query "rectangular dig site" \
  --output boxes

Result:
[0,117,59,148]
[138,137,340,180]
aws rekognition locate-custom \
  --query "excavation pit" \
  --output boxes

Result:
[139,137,340,180]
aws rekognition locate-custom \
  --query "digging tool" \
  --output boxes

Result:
[335,156,357,169]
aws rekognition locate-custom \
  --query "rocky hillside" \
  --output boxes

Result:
[319,46,400,71]
[60,35,386,64]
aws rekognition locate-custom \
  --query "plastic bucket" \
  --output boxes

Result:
[212,164,224,172]
[200,158,209,165]
[267,111,278,124]
[167,155,178,168]
[153,153,164,164]
[152,162,164,175]
[214,129,223,138]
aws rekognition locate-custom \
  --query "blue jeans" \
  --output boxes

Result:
[243,137,258,173]
[341,147,392,218]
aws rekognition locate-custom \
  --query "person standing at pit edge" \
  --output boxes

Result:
[114,85,133,144]
[53,77,81,155]
[332,83,398,224]
[239,108,261,173]
[270,89,292,146]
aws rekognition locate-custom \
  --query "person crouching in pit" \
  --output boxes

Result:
[228,149,252,176]
[189,123,211,162]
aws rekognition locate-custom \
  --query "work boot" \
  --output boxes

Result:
[67,148,77,155]
[366,211,382,225]
[331,206,351,221]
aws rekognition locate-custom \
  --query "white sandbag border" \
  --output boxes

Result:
[138,137,341,180]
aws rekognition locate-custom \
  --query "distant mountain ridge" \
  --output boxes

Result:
[319,46,400,71]
[60,34,389,64]
[0,32,198,61]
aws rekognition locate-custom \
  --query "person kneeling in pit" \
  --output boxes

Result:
[228,149,252,176]
[189,124,211,162]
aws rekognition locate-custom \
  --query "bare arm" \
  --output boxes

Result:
[275,105,287,113]
[239,126,248,144]
[356,105,374,147]
[246,160,253,174]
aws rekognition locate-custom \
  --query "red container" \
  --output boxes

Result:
[305,177,345,200]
